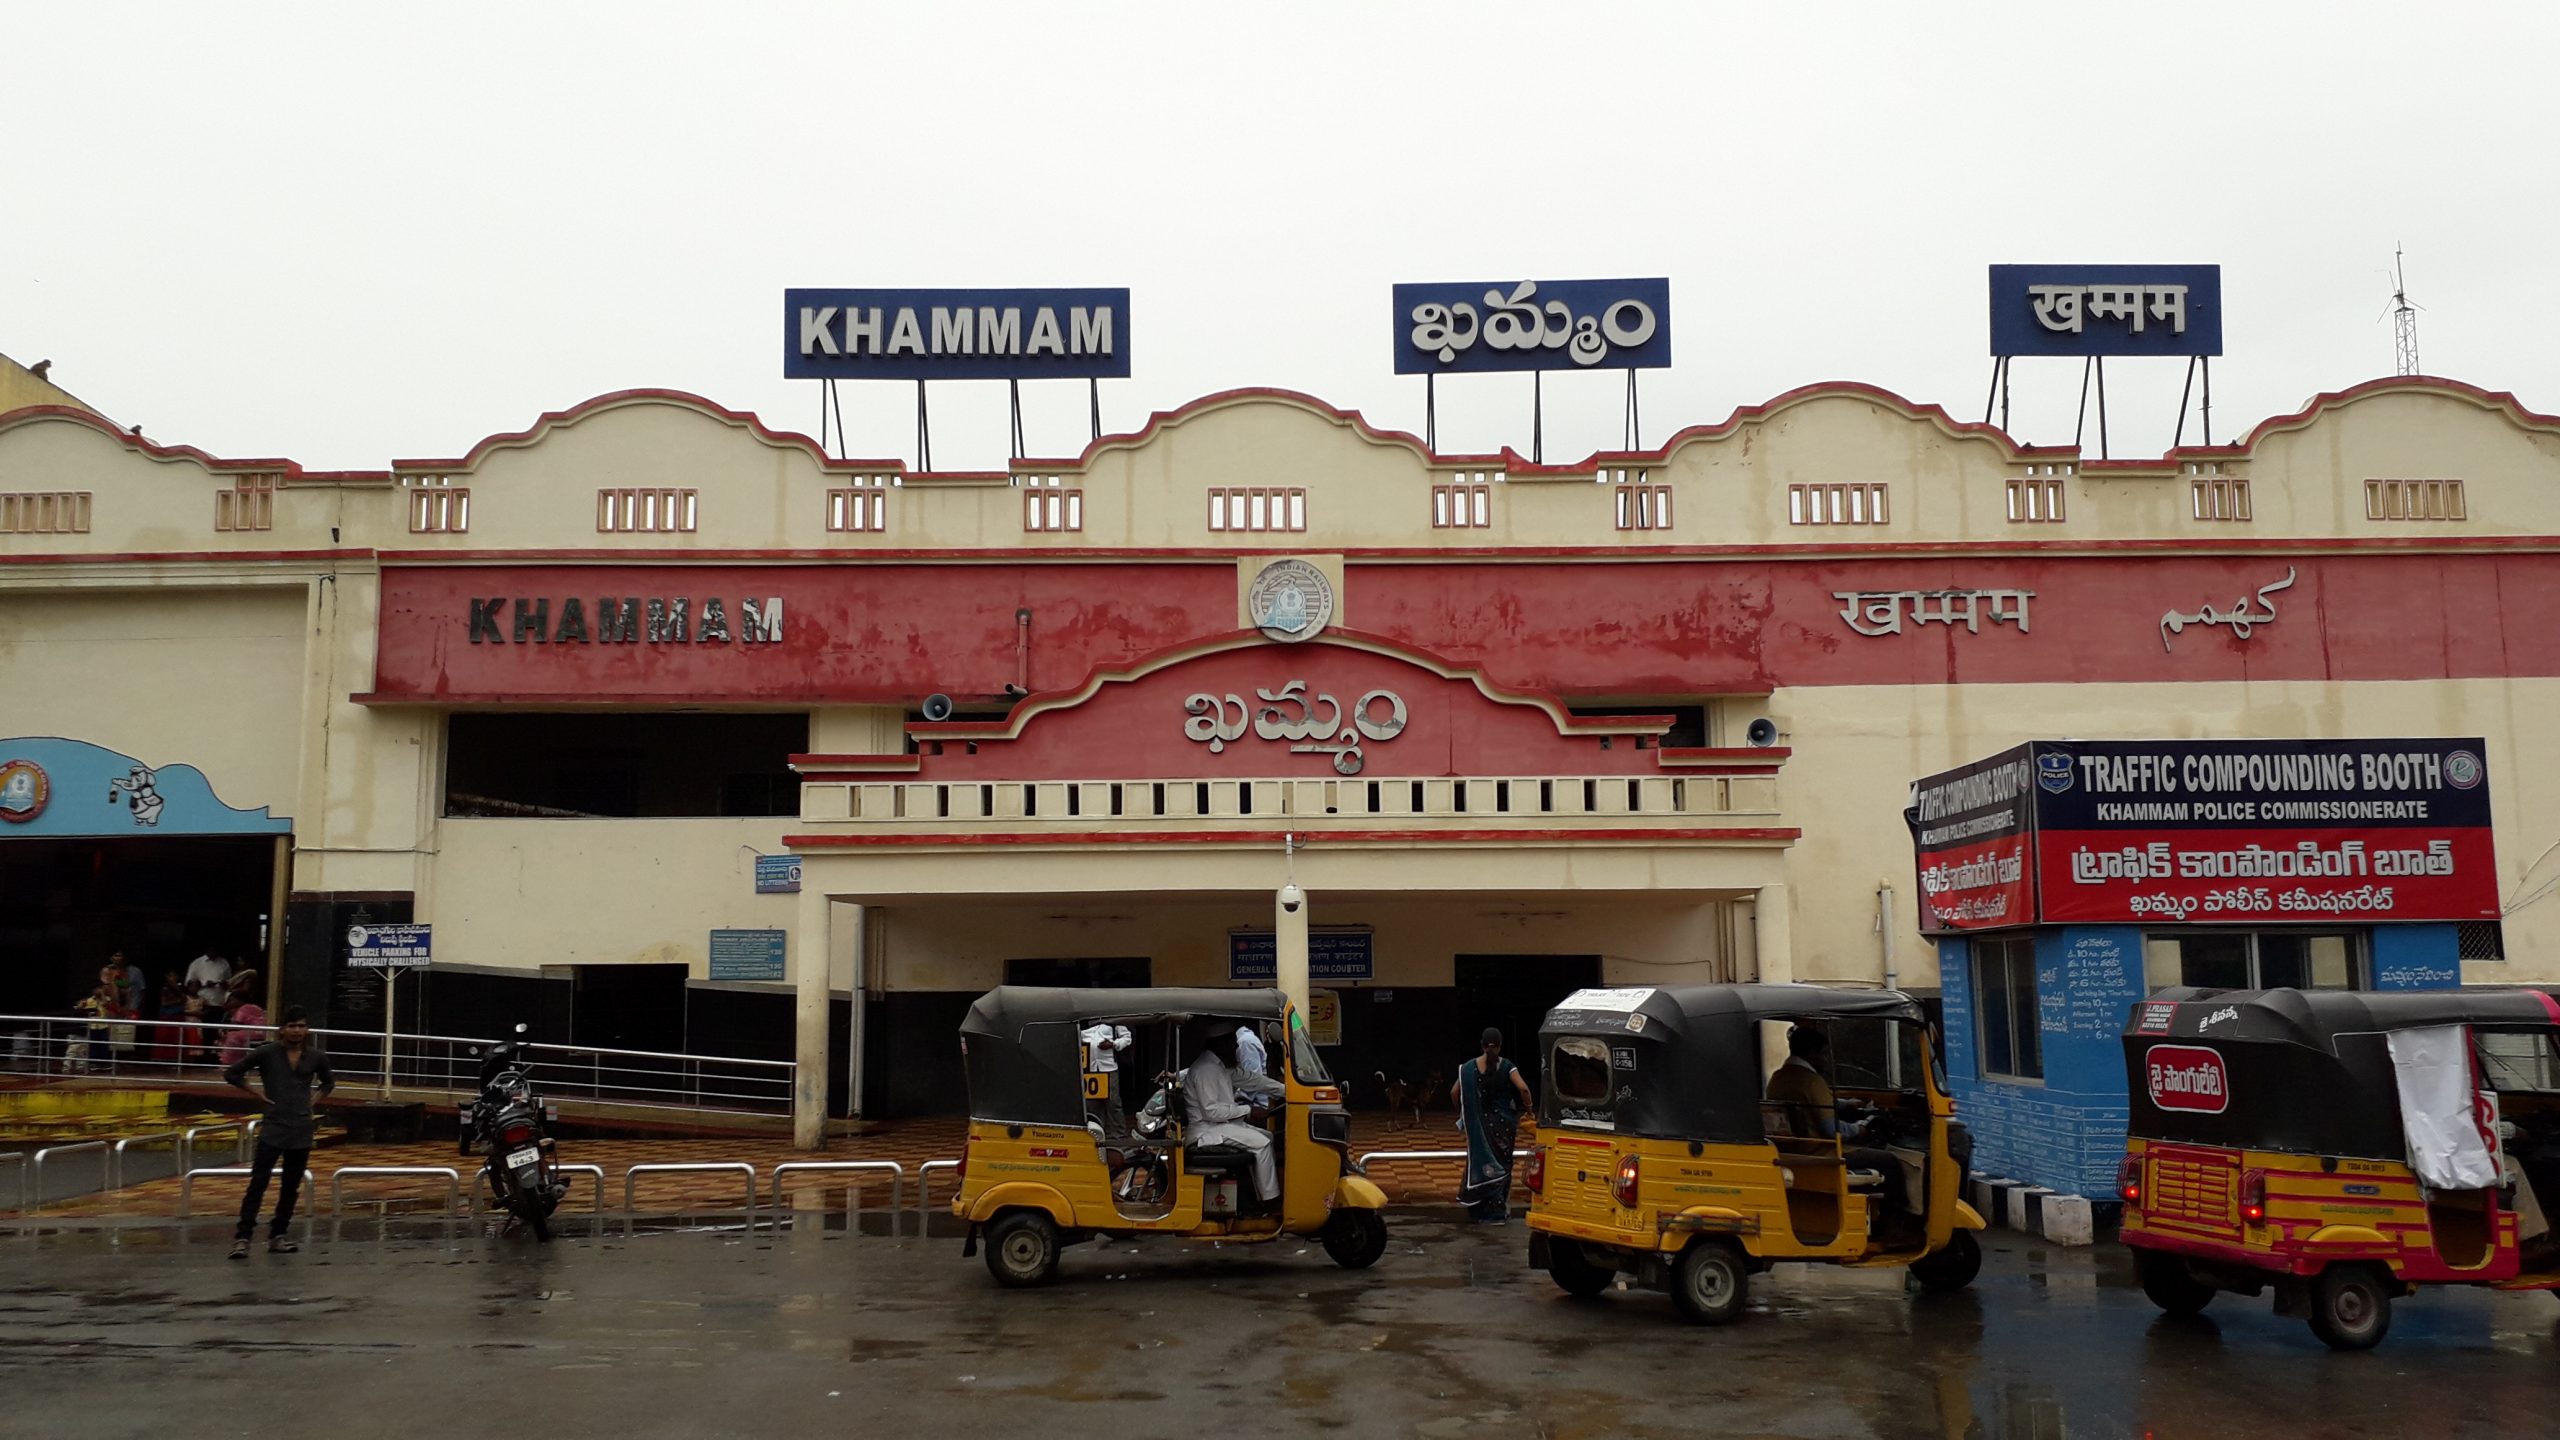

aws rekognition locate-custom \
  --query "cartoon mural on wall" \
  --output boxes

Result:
[0,738,289,837]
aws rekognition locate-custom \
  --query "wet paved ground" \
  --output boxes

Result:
[4,1216,2556,1439]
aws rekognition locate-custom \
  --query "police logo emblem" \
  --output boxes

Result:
[2036,752,2075,794]
[0,759,49,824]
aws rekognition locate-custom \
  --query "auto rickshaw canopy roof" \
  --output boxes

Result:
[1535,983,1928,1143]
[960,986,1291,1128]
[2122,986,2560,1159]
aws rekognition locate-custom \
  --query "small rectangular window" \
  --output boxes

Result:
[1204,487,1305,533]
[596,487,698,533]
[403,477,471,535]
[1974,936,2043,1082]
[826,480,890,532]
[1788,482,1887,526]
[2188,466,2251,522]
[1433,474,1502,530]
[1549,1036,1616,1104]
[2365,477,2466,522]
[0,491,93,534]
[2005,473,2066,522]
[1019,475,1084,533]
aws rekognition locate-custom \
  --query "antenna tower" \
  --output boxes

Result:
[2390,246,2421,376]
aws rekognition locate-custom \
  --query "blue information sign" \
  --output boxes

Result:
[754,854,802,894]
[709,929,788,982]
[1392,278,1672,374]
[1229,930,1374,983]
[346,923,431,969]
[1988,264,2223,358]
[784,288,1131,381]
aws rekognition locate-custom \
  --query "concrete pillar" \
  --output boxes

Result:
[1275,883,1309,1016]
[793,885,832,1150]
[1752,883,1794,985]
[845,903,868,1119]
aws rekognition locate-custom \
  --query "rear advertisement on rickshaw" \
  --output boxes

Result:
[1911,738,2500,931]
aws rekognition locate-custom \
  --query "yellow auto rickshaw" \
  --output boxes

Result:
[952,985,1389,1287]
[1525,984,1987,1323]
[2119,985,2560,1350]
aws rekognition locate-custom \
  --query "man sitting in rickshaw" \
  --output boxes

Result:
[1766,1025,1904,1222]
[1183,1024,1286,1205]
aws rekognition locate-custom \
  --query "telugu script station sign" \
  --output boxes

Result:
[1230,929,1375,983]
[1988,264,2223,359]
[784,287,1131,381]
[1393,278,1672,374]
[1911,738,2500,934]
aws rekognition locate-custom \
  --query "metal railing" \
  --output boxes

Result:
[26,1141,107,1213]
[1,1153,22,1215]
[554,1162,607,1215]
[0,1012,795,1117]
[624,1162,758,1215]
[329,1166,463,1218]
[767,1160,904,1234]
[108,1131,184,1191]
[916,1158,962,1220]
[177,1166,252,1218]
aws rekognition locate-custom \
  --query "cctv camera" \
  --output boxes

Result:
[1279,883,1305,914]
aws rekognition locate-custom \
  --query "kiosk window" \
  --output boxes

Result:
[1550,1037,1615,1104]
[1975,937,2043,1082]
[2143,932,2362,991]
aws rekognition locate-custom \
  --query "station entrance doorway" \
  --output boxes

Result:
[1454,954,1601,1105]
[0,834,283,1017]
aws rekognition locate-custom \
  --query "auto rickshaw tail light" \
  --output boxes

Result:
[1524,1147,1545,1194]
[2116,1155,2142,1206]
[1611,1154,1640,1209]
[2239,1168,2267,1224]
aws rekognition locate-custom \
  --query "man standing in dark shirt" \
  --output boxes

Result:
[222,1006,333,1259]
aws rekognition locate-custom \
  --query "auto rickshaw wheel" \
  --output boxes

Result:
[1546,1238,1615,1298]
[2133,1250,2214,1316]
[984,1210,1063,1288]
[1671,1239,1749,1325]
[1321,1208,1388,1269]
[2308,1264,2392,1351]
[1908,1229,1982,1294]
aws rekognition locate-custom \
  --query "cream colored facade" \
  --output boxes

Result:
[5,375,2558,1130]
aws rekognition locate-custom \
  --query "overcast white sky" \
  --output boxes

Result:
[8,2,2558,471]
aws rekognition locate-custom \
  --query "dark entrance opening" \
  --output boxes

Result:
[570,964,687,1054]
[1454,955,1602,1105]
[0,835,280,1018]
[1002,957,1151,988]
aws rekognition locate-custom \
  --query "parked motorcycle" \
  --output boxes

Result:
[461,1023,566,1239]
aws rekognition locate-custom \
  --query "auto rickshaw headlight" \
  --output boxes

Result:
[2115,1155,2143,1206]
[1611,1153,1640,1209]
[2239,1168,2267,1225]
[1524,1147,1545,1194]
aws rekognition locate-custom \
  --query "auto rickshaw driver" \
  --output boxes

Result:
[1766,1025,1905,1223]
[1185,1024,1286,1205]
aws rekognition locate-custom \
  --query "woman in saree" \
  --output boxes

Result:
[1452,1027,1535,1224]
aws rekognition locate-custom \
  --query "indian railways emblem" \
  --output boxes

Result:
[1248,559,1334,643]
[0,758,50,823]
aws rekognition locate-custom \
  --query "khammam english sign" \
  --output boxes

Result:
[1910,738,2499,934]
[784,288,1130,380]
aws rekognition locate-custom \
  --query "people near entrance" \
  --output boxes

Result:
[105,952,146,1018]
[1234,1020,1270,1079]
[186,950,233,1020]
[72,971,127,1073]
[223,1005,334,1259]
[219,972,268,1069]
[1183,1025,1285,1203]
[1453,1027,1533,1224]
[1079,1019,1136,1140]
[184,950,233,1064]
[154,970,189,1063]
